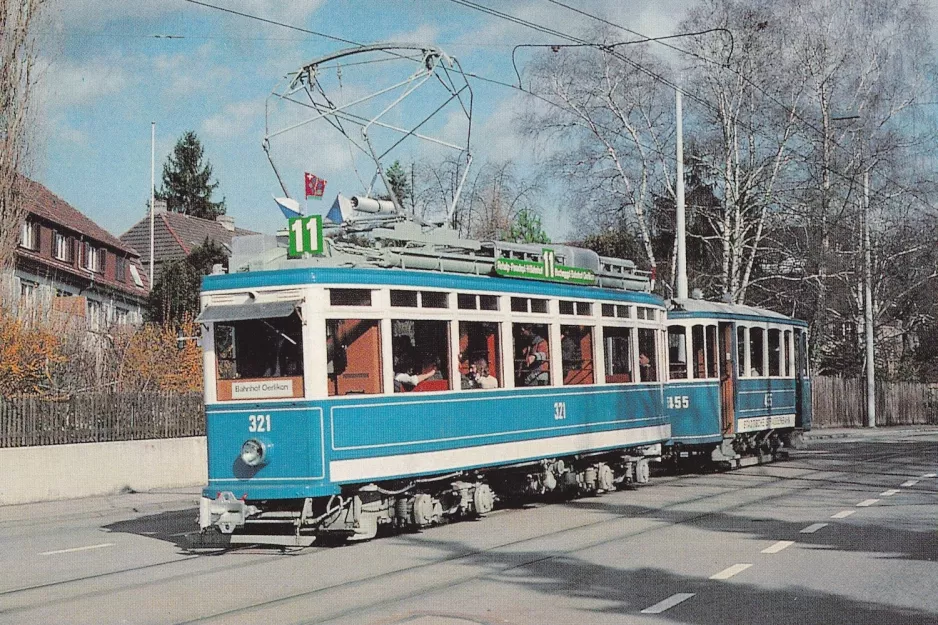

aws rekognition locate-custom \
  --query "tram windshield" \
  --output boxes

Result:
[215,312,304,381]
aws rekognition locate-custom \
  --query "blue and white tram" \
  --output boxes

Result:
[196,243,671,544]
[664,299,812,466]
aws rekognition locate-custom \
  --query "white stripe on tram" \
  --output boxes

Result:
[329,424,670,483]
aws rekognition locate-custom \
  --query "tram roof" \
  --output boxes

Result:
[667,298,808,327]
[203,266,666,306]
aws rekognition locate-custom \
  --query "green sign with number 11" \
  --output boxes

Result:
[288,215,324,257]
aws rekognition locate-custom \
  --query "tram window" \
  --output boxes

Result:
[391,290,418,307]
[392,319,450,392]
[457,293,500,311]
[750,327,765,377]
[458,321,501,389]
[638,328,658,382]
[637,307,655,321]
[602,304,614,317]
[692,325,707,379]
[330,289,372,307]
[326,319,382,396]
[617,305,630,318]
[636,308,647,320]
[577,302,592,316]
[511,297,548,313]
[768,329,781,377]
[668,326,688,380]
[783,330,792,376]
[706,325,718,378]
[737,326,748,377]
[421,291,448,308]
[561,325,594,385]
[603,326,633,383]
[559,300,575,315]
[215,312,304,382]
[513,323,551,386]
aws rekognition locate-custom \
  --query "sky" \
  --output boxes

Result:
[32,0,692,242]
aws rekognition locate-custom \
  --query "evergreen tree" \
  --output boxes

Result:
[505,209,550,244]
[380,160,412,209]
[146,239,228,324]
[157,131,226,220]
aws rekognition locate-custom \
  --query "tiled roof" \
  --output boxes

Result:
[120,211,257,266]
[21,179,138,256]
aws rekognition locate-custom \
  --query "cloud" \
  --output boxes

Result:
[390,23,440,45]
[39,56,131,111]
[201,99,264,139]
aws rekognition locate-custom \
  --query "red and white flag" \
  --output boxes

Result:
[304,172,327,199]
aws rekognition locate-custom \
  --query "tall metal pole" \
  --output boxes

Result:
[149,122,156,284]
[675,90,688,300]
[863,169,876,427]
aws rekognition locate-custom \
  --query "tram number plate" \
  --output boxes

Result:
[554,402,567,420]
[667,395,690,409]
[249,414,272,432]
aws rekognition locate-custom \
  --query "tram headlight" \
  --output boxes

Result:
[240,439,268,467]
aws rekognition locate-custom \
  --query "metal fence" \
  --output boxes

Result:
[0,391,205,448]
[812,377,938,428]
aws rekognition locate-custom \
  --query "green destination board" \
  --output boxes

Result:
[494,248,596,285]
[288,215,324,257]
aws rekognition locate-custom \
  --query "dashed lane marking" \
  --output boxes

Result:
[800,523,828,534]
[710,564,753,580]
[901,480,920,487]
[761,540,794,554]
[40,543,115,556]
[857,499,880,507]
[880,489,900,497]
[831,510,856,519]
[922,473,937,478]
[640,593,696,614]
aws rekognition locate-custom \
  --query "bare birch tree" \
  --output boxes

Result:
[0,0,43,269]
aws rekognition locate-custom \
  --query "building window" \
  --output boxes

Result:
[19,278,38,300]
[115,256,127,283]
[54,232,73,262]
[87,300,104,330]
[115,307,130,325]
[83,242,103,273]
[129,264,144,287]
[20,221,39,250]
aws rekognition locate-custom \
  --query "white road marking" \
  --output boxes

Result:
[40,543,115,556]
[857,499,880,507]
[800,523,829,534]
[880,489,899,497]
[922,473,937,478]
[640,593,696,614]
[761,540,794,554]
[710,563,753,580]
[831,510,856,519]
[901,480,920,487]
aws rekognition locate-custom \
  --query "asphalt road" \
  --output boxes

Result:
[1,429,937,625]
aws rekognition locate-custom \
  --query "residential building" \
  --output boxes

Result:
[120,203,257,281]
[4,179,150,328]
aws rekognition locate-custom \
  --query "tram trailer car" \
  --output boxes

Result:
[197,262,672,545]
[664,299,812,467]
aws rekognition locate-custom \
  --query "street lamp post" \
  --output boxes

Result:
[863,169,876,428]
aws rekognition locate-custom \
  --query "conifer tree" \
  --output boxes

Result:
[157,131,226,220]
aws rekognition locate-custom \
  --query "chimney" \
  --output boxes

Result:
[216,214,235,231]
[153,199,167,215]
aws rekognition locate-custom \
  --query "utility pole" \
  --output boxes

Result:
[675,90,688,300]
[150,122,156,285]
[863,169,876,427]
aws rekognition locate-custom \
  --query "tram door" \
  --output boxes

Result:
[795,329,813,429]
[719,322,735,434]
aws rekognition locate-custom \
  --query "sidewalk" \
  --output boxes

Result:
[804,425,938,441]
[0,485,202,526]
